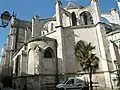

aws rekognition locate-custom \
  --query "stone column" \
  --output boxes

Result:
[55,0,66,76]
[55,0,77,81]
[96,24,113,89]
[32,16,41,37]
[91,0,101,24]
[56,0,63,26]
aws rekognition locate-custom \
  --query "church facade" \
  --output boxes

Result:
[1,0,120,90]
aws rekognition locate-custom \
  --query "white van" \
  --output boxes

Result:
[56,77,89,90]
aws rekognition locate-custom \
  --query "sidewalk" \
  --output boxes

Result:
[2,87,17,90]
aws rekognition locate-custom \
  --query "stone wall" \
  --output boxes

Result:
[13,75,57,90]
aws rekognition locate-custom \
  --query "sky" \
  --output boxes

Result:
[0,0,119,57]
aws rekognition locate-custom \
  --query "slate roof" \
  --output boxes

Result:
[14,18,32,28]
[66,2,84,9]
[37,17,56,27]
[28,36,56,43]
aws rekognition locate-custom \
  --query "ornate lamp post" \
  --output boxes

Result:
[0,11,12,28]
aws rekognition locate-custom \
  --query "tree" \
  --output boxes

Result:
[75,41,99,90]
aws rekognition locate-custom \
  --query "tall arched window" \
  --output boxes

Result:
[15,55,21,76]
[28,50,34,74]
[72,12,77,26]
[80,11,93,25]
[44,47,54,58]
[51,23,53,31]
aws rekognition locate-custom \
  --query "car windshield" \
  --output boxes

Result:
[63,80,67,84]
[62,79,70,84]
[63,78,74,84]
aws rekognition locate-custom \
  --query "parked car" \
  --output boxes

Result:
[56,76,89,90]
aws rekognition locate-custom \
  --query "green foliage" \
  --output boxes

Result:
[75,40,99,90]
[75,40,99,72]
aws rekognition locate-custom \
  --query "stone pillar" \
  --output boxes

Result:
[56,0,62,26]
[25,29,27,43]
[32,17,35,37]
[55,0,77,81]
[25,27,32,42]
[6,36,11,66]
[9,16,18,69]
[96,24,113,89]
[55,0,66,80]
[10,16,17,51]
[91,0,101,24]
[32,16,41,37]
[91,0,113,88]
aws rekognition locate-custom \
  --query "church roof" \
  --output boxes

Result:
[66,2,84,9]
[37,17,56,27]
[107,23,120,35]
[12,18,32,28]
[39,19,48,27]
[27,36,56,44]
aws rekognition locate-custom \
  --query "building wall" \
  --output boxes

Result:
[12,45,26,75]
[12,38,57,90]
[1,0,120,89]
[27,39,57,74]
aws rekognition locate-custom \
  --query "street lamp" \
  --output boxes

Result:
[0,11,12,28]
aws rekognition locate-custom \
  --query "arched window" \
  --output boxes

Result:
[44,47,54,58]
[43,31,45,35]
[80,11,93,25]
[41,29,48,35]
[72,12,77,26]
[15,55,21,76]
[51,23,53,31]
[28,50,34,74]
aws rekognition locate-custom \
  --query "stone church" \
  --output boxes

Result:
[1,0,120,89]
